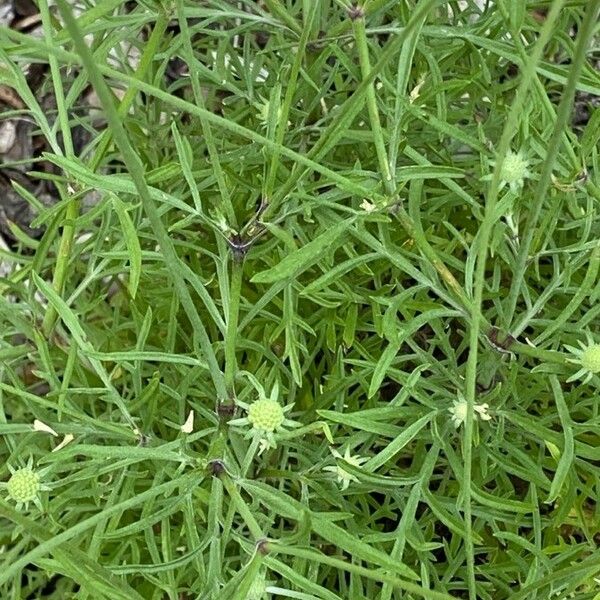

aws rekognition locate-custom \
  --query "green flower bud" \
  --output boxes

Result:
[248,399,284,432]
[7,468,40,505]
[500,151,529,187]
[581,344,600,374]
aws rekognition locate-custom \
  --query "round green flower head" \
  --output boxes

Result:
[229,376,300,452]
[7,468,40,506]
[566,336,600,384]
[484,149,533,192]
[581,344,600,373]
[248,398,284,432]
[500,151,530,187]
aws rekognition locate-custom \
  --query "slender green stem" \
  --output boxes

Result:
[39,0,73,158]
[529,244,600,344]
[399,203,471,310]
[371,202,572,371]
[88,16,168,173]
[220,552,265,600]
[461,2,569,598]
[41,198,80,336]
[353,12,394,197]
[263,3,316,206]
[268,0,440,209]
[221,474,264,540]
[39,0,75,336]
[587,181,600,203]
[389,10,427,176]
[55,0,227,401]
[511,341,568,366]
[41,15,169,335]
[240,435,260,478]
[175,0,236,227]
[267,543,455,600]
[206,475,224,592]
[262,0,302,35]
[224,257,244,398]
[3,26,380,203]
[329,0,391,38]
[496,0,578,171]
[504,0,600,329]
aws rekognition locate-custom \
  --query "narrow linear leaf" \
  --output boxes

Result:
[0,474,197,586]
[317,409,402,437]
[109,543,205,575]
[251,219,354,284]
[547,376,575,503]
[365,413,433,471]
[395,165,465,180]
[312,516,419,581]
[300,252,379,295]
[421,489,483,545]
[111,195,142,298]
[368,340,401,399]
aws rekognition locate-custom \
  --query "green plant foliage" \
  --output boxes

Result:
[1,0,600,598]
